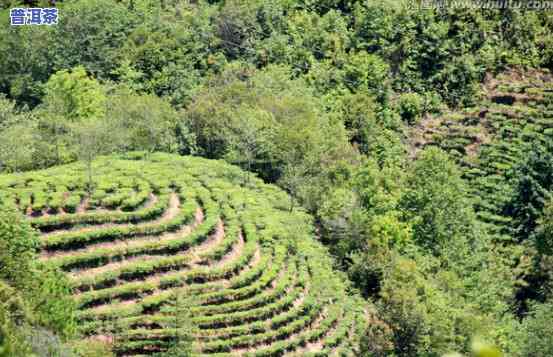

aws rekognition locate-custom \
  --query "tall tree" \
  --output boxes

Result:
[400,147,474,252]
[504,145,553,241]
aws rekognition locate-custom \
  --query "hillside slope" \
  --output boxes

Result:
[409,68,553,239]
[0,153,367,356]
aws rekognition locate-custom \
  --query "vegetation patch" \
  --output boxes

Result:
[0,152,366,356]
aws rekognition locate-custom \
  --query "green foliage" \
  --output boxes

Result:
[0,121,37,173]
[182,64,351,182]
[343,51,390,101]
[397,92,424,124]
[43,66,107,122]
[0,206,77,355]
[471,340,503,357]
[343,145,522,356]
[351,1,553,106]
[0,91,36,173]
[400,147,474,252]
[108,90,180,154]
[0,281,33,357]
[0,207,40,287]
[29,267,77,338]
[0,153,366,355]
[70,119,118,192]
[536,200,553,256]
[0,95,21,128]
[214,0,263,61]
[48,0,138,79]
[444,339,503,357]
[120,2,214,106]
[517,301,553,357]
[504,145,553,241]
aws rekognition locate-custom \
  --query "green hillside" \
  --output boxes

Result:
[2,0,553,355]
[409,69,553,240]
[0,152,366,356]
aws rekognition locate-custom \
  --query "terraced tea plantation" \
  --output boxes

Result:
[0,153,366,356]
[410,69,553,239]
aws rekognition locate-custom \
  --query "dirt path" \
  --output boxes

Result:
[76,197,90,214]
[68,254,176,282]
[188,219,225,265]
[203,230,244,268]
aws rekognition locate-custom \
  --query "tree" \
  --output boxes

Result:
[225,110,272,186]
[0,206,76,354]
[278,164,308,213]
[0,122,37,173]
[503,145,553,241]
[42,66,106,122]
[397,92,424,125]
[343,51,390,102]
[370,252,493,356]
[70,118,114,193]
[48,0,138,79]
[108,90,179,155]
[518,301,553,357]
[0,281,34,357]
[38,66,107,167]
[400,147,475,253]
[0,95,41,173]
[28,267,76,339]
[444,339,503,357]
[160,290,195,356]
[0,95,19,129]
[519,199,553,308]
[215,0,262,60]
[182,65,350,183]
[536,199,553,256]
[0,207,39,288]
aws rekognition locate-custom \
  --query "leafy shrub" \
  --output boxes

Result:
[0,207,39,287]
[397,92,424,125]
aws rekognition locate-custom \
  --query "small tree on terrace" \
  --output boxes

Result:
[279,164,306,213]
[70,119,115,194]
[160,289,195,357]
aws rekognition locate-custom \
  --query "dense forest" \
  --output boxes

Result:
[1,0,553,356]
